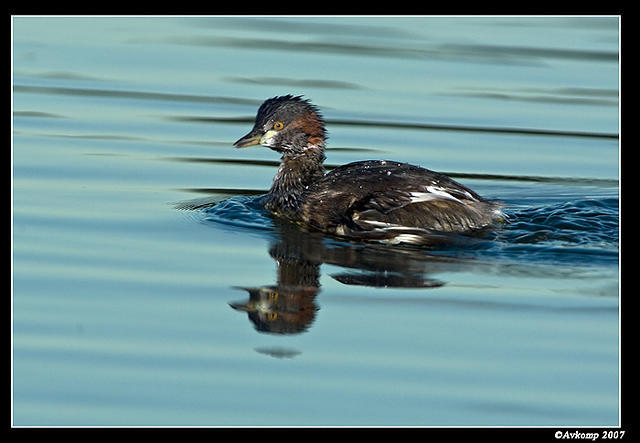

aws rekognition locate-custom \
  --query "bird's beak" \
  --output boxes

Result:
[233,128,263,148]
[229,301,252,312]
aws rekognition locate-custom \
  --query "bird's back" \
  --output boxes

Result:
[298,160,503,242]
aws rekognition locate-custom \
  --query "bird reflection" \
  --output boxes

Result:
[229,219,323,335]
[228,217,460,335]
[230,285,319,335]
[176,193,481,336]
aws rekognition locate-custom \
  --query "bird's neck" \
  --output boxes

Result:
[264,145,326,217]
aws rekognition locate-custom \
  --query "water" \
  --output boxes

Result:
[12,16,619,427]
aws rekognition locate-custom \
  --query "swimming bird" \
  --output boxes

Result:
[234,95,503,244]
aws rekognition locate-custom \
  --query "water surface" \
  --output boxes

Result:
[12,16,619,427]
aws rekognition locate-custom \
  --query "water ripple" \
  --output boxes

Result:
[159,35,618,66]
[187,191,619,270]
[199,195,273,232]
[505,198,619,249]
[14,83,619,140]
[167,114,618,140]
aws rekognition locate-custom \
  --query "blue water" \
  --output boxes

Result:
[12,16,619,427]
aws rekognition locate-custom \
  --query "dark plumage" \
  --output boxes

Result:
[234,95,503,244]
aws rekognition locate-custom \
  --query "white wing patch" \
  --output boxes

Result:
[408,186,480,204]
[357,220,399,228]
[410,187,462,204]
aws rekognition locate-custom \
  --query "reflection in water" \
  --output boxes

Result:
[229,222,322,335]
[227,217,462,335]
[254,347,303,359]
[177,189,618,336]
[230,285,319,335]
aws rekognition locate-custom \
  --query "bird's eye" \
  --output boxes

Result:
[273,121,284,130]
